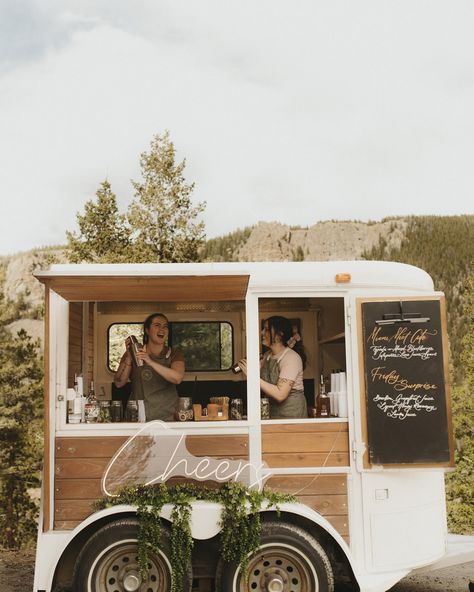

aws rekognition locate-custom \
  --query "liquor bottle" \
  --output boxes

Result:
[84,380,100,423]
[317,374,331,417]
[71,373,84,423]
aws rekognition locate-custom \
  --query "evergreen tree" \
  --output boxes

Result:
[66,180,133,263]
[0,328,43,548]
[201,226,253,262]
[363,215,474,383]
[128,131,206,263]
[445,262,474,534]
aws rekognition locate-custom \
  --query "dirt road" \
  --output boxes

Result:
[1,549,472,591]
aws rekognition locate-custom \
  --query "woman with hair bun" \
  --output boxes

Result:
[239,315,307,419]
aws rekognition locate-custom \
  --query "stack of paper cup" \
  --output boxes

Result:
[67,387,81,423]
[329,371,337,416]
[337,371,348,418]
[138,400,146,422]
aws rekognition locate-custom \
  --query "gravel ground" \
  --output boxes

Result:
[1,549,472,592]
[0,549,35,592]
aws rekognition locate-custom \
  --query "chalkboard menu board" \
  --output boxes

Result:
[360,298,453,466]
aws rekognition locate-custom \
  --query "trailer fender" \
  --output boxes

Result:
[270,501,353,561]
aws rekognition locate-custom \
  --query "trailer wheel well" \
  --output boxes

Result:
[260,510,359,591]
[51,511,152,591]
[51,509,359,591]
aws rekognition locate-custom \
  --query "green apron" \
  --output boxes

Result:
[261,349,307,419]
[131,349,178,421]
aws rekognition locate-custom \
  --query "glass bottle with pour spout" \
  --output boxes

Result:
[84,380,100,423]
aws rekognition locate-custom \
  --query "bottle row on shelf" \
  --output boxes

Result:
[316,370,348,418]
[67,374,140,424]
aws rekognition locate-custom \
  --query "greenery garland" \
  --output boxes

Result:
[94,482,295,592]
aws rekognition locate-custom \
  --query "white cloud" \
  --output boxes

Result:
[0,1,473,254]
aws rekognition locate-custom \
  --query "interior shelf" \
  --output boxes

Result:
[318,331,345,345]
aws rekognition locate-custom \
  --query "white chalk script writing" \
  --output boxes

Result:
[368,326,438,346]
[370,366,437,393]
[370,344,437,361]
[373,393,438,420]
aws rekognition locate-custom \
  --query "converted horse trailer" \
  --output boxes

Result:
[32,261,473,592]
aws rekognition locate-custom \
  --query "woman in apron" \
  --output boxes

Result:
[239,315,307,418]
[114,313,185,421]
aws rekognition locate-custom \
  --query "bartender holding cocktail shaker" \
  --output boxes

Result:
[114,313,185,421]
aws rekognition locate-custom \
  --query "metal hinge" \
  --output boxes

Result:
[346,306,352,327]
[352,440,365,461]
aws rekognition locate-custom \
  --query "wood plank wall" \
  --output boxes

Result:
[262,422,350,468]
[262,422,350,543]
[54,434,249,530]
[265,474,349,543]
[68,303,83,388]
[86,304,94,389]
[68,303,94,391]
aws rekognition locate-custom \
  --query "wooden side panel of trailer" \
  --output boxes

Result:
[261,422,350,467]
[262,422,350,543]
[54,424,350,543]
[265,474,349,543]
[54,434,249,529]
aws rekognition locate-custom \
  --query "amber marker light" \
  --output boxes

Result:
[335,273,351,283]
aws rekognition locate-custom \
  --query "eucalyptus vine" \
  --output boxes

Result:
[94,482,295,592]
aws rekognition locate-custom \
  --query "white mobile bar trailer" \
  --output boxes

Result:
[32,261,474,592]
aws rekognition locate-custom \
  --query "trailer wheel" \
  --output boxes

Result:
[216,521,334,592]
[73,518,192,592]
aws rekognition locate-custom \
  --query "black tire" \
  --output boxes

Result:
[216,521,334,592]
[73,518,192,592]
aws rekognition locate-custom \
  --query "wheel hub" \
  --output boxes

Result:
[93,542,170,592]
[123,572,141,592]
[244,546,313,592]
[266,573,285,592]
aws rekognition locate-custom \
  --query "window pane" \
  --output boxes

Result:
[172,322,220,371]
[108,323,143,372]
[220,322,232,370]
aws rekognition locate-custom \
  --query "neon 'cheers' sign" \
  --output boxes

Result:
[102,421,269,497]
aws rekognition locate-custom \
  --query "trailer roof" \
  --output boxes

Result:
[34,261,434,301]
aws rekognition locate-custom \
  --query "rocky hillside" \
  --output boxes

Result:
[234,219,407,261]
[0,248,66,349]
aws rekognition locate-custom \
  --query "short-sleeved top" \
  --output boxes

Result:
[267,347,304,391]
[130,346,184,421]
[260,347,306,419]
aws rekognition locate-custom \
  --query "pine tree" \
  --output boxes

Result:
[0,328,43,548]
[128,131,206,263]
[66,180,133,263]
[445,261,474,534]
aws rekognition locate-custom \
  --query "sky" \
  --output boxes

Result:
[1,1,473,255]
